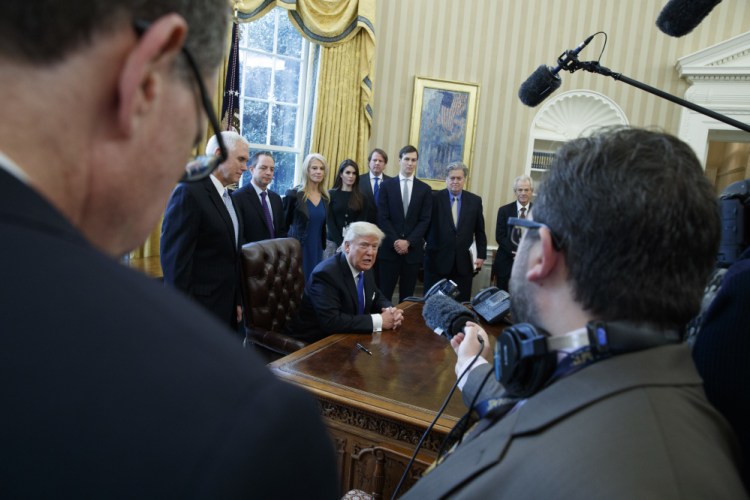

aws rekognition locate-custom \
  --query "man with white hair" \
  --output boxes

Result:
[161,131,249,330]
[492,174,533,291]
[287,221,404,343]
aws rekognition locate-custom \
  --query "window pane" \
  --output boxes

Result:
[271,151,298,194]
[246,13,274,52]
[242,100,269,144]
[274,59,301,103]
[270,104,297,147]
[242,56,272,99]
[277,19,303,57]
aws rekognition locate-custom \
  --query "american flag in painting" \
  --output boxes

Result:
[221,22,240,132]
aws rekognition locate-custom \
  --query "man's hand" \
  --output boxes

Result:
[394,239,410,255]
[474,258,485,271]
[451,321,491,365]
[382,306,404,330]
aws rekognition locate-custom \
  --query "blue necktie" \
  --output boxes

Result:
[357,272,365,314]
[373,177,380,203]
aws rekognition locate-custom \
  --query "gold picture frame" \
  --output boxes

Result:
[408,76,480,190]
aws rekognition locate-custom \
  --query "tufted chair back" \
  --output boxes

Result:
[240,238,307,359]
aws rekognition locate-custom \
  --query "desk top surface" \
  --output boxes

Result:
[270,302,502,433]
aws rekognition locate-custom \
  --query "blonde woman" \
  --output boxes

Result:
[283,153,330,281]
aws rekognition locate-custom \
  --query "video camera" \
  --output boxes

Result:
[718,179,750,267]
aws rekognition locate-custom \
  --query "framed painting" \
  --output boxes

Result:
[408,77,480,190]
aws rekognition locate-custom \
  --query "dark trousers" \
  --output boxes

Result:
[379,257,419,303]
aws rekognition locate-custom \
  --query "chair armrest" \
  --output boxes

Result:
[246,327,307,357]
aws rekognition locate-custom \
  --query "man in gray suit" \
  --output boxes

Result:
[403,128,746,499]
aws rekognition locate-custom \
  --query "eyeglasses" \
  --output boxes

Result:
[508,217,563,249]
[134,20,227,182]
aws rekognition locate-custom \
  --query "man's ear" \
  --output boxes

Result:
[525,228,559,283]
[117,14,188,136]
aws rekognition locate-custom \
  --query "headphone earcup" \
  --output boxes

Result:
[495,323,557,398]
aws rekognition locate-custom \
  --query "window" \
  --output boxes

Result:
[238,8,317,194]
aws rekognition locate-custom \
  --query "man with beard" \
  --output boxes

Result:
[402,128,746,499]
[286,222,403,343]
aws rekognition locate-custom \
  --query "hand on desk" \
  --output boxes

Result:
[382,307,404,330]
[451,321,492,366]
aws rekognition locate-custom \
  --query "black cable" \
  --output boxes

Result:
[390,337,486,500]
[435,364,494,459]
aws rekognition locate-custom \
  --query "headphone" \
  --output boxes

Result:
[494,321,681,398]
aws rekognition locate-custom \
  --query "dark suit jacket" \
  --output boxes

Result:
[693,247,750,487]
[286,252,391,343]
[377,176,432,263]
[492,201,530,289]
[0,168,338,498]
[425,189,487,276]
[359,172,391,214]
[160,177,242,328]
[326,188,375,246]
[403,345,746,499]
[282,188,328,250]
[232,183,286,245]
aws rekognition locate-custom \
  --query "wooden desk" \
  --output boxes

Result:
[270,302,503,498]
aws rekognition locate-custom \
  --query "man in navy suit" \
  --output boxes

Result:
[360,148,391,286]
[232,150,287,244]
[0,2,338,497]
[377,145,433,302]
[161,131,249,331]
[359,148,391,211]
[286,222,403,343]
[492,175,533,291]
[424,162,487,301]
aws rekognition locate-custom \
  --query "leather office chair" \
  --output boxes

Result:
[240,238,307,360]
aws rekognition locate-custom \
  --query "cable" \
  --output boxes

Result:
[390,337,485,500]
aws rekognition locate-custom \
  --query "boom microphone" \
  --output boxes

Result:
[518,34,595,107]
[656,0,722,37]
[422,293,478,340]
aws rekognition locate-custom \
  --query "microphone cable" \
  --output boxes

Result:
[435,365,495,461]
[390,337,485,500]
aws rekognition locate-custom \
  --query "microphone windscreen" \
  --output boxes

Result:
[422,293,477,340]
[656,0,721,37]
[518,65,563,107]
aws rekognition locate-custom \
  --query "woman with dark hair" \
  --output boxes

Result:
[326,159,375,252]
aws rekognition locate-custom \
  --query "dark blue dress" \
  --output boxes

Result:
[303,199,326,281]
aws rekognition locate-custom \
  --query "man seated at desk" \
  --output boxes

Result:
[287,222,403,343]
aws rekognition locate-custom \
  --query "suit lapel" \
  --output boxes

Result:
[443,190,457,231]
[337,253,359,312]
[204,179,237,251]
[416,409,522,498]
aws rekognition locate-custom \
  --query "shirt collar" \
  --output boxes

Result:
[343,251,360,280]
[0,151,30,184]
[517,201,530,212]
[209,174,227,196]
[250,179,266,196]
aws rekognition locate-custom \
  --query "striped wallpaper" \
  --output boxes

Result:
[369,0,750,235]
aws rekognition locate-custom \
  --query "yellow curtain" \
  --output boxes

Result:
[235,0,376,188]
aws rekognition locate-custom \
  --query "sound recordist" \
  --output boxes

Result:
[402,128,746,499]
